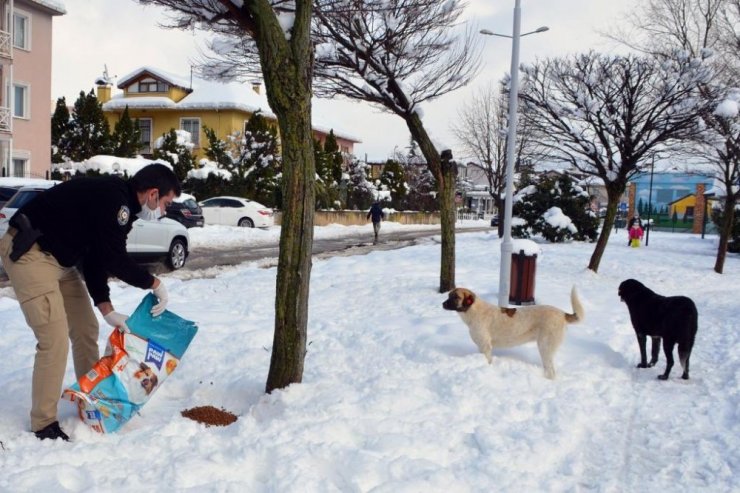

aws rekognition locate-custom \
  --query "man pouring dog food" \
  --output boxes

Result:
[0,164,179,441]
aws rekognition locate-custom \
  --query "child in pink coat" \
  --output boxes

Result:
[629,222,644,247]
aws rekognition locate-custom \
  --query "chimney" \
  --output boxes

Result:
[251,80,262,94]
[96,84,111,104]
[95,65,114,103]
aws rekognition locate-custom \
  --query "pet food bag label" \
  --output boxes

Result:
[62,294,198,433]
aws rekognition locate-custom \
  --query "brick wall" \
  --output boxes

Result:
[692,184,706,234]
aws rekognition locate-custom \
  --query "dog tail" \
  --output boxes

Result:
[565,285,584,324]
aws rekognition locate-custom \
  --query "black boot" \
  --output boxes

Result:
[34,421,70,441]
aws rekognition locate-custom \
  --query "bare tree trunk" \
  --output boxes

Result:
[714,194,736,274]
[267,107,315,392]
[588,190,621,272]
[439,151,457,292]
[248,0,315,393]
[496,196,504,238]
[406,113,456,292]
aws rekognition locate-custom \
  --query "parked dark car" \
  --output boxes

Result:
[0,185,20,209]
[166,193,204,228]
[490,214,499,227]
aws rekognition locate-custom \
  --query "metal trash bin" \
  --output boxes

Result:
[509,239,539,305]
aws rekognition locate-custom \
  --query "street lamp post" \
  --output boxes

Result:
[481,2,548,307]
[645,155,655,247]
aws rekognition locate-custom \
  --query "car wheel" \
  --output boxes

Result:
[238,217,254,228]
[167,238,187,270]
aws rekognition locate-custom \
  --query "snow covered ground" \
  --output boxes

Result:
[0,222,737,492]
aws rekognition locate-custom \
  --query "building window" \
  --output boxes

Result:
[13,83,28,118]
[13,11,30,50]
[136,118,152,154]
[135,78,168,93]
[12,158,26,177]
[180,118,200,147]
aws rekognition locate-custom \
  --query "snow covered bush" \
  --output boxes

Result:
[152,129,196,182]
[512,174,599,242]
[346,159,377,210]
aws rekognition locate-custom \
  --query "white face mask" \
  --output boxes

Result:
[137,193,162,221]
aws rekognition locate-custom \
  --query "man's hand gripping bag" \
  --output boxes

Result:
[63,294,198,433]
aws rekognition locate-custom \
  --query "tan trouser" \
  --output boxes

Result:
[0,230,99,431]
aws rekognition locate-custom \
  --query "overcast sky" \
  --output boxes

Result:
[52,0,638,162]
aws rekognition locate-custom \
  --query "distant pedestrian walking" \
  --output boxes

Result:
[629,221,644,248]
[367,202,385,244]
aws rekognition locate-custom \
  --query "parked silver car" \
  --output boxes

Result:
[0,183,190,270]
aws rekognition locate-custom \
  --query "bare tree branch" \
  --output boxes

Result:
[520,51,713,272]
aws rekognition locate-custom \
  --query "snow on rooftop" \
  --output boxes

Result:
[28,0,66,14]
[104,96,177,110]
[117,66,193,90]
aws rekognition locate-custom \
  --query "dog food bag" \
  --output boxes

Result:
[62,293,198,433]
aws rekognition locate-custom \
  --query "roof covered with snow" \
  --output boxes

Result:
[117,66,193,91]
[104,66,361,143]
[25,0,66,15]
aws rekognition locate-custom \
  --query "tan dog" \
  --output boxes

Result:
[442,286,584,379]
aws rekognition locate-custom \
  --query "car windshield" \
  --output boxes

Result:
[182,198,198,209]
[0,186,20,200]
[4,190,42,209]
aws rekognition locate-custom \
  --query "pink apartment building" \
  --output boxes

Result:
[0,0,64,179]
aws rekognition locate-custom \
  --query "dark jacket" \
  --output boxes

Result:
[14,176,154,305]
[367,203,385,223]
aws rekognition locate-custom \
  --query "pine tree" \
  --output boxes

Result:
[51,97,71,163]
[380,159,408,210]
[238,111,281,206]
[152,129,195,182]
[111,106,141,158]
[203,126,230,167]
[314,138,333,209]
[323,130,344,184]
[512,174,599,242]
[67,90,113,162]
[314,137,329,182]
[315,131,343,209]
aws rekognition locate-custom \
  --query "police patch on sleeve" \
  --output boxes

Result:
[117,205,130,226]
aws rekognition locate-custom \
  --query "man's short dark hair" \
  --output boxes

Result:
[129,163,181,197]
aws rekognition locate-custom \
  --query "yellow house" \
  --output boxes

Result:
[668,193,696,218]
[97,66,360,160]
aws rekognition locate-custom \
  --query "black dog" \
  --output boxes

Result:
[618,279,698,380]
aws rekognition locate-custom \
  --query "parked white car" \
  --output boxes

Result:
[0,183,190,270]
[198,196,274,228]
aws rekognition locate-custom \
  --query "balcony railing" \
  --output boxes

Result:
[0,107,11,132]
[0,30,10,59]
